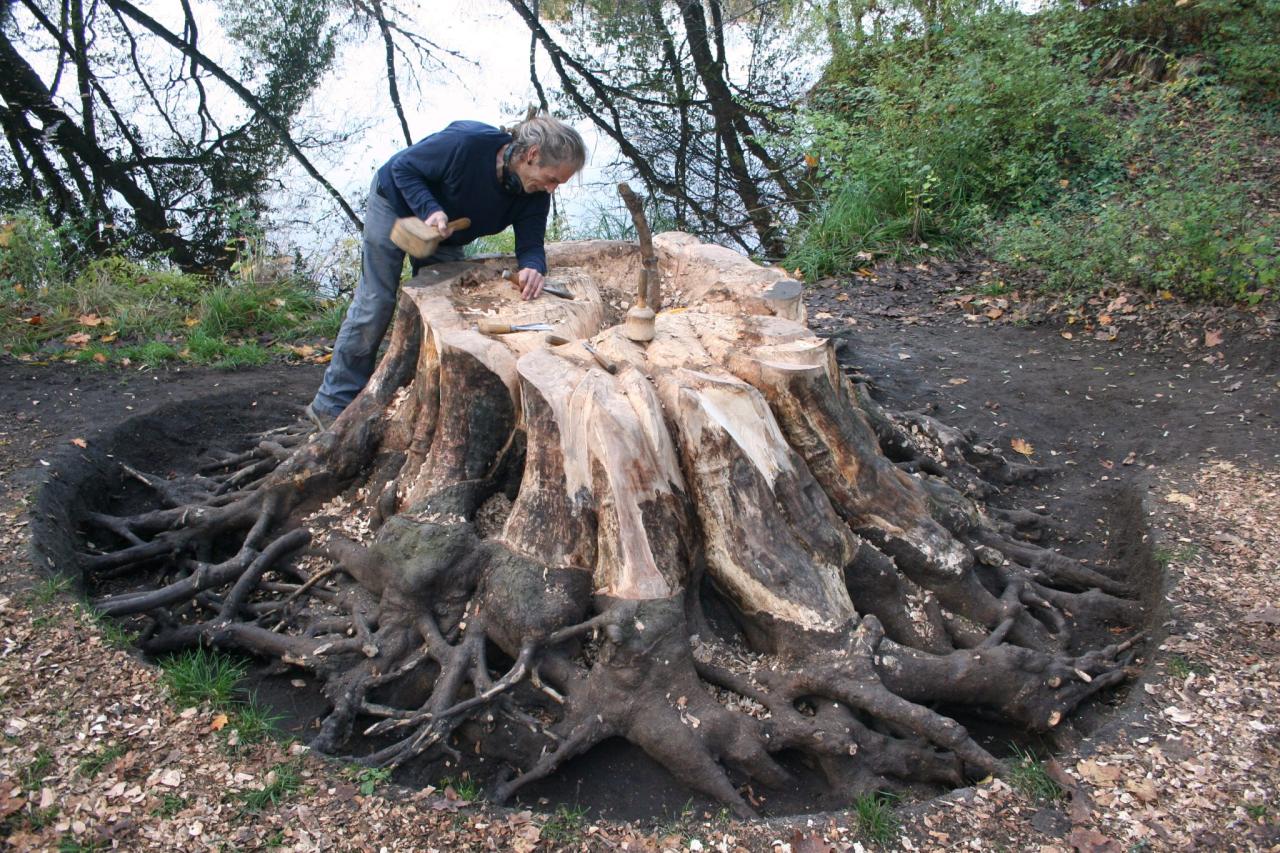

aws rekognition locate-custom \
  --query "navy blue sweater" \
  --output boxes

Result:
[375,121,551,274]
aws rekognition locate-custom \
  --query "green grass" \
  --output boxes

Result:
[29,572,74,605]
[77,743,127,778]
[852,791,900,845]
[158,646,248,708]
[301,297,348,340]
[117,340,178,367]
[20,747,55,790]
[1167,654,1209,679]
[236,761,302,812]
[3,209,345,359]
[74,604,137,648]
[351,765,392,796]
[1245,803,1269,821]
[542,804,590,843]
[439,774,480,801]
[151,794,189,818]
[57,833,105,852]
[227,694,284,745]
[1007,745,1065,803]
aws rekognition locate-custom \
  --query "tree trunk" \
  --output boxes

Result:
[78,235,1142,816]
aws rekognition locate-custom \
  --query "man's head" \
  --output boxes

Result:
[506,115,586,195]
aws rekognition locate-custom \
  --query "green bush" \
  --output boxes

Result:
[990,91,1277,302]
[787,8,1109,276]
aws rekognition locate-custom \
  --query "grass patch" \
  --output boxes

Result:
[349,765,392,796]
[1008,745,1065,803]
[301,297,348,340]
[1167,654,1209,679]
[151,794,189,818]
[236,761,302,812]
[20,747,55,790]
[117,340,178,367]
[542,804,590,843]
[439,774,480,801]
[852,791,900,845]
[74,604,137,649]
[77,743,127,778]
[227,694,285,745]
[57,833,105,851]
[158,646,248,708]
[29,572,74,605]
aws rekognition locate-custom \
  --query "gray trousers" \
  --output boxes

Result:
[312,176,464,416]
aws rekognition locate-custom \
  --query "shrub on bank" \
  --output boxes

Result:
[0,209,347,363]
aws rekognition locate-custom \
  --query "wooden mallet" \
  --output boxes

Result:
[390,216,471,259]
[617,183,657,343]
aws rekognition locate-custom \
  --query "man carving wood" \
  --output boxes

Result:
[308,114,586,428]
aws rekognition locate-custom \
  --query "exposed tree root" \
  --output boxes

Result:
[73,240,1147,816]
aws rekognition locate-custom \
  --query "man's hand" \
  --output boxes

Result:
[424,210,452,237]
[517,267,544,300]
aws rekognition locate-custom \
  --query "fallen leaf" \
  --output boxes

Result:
[814,311,833,320]
[1061,331,1074,340]
[70,438,88,448]
[1163,705,1194,724]
[290,344,316,358]
[1011,437,1034,458]
[1068,826,1122,852]
[24,314,43,325]
[210,713,229,732]
[92,352,107,364]
[1165,491,1196,509]
[1242,606,1280,626]
[183,316,200,327]
[1126,778,1158,803]
[78,313,104,327]
[65,332,91,347]
[948,377,969,385]
[1076,759,1122,786]
[790,829,837,853]
[985,307,1004,320]
[1204,329,1223,347]
[100,333,118,343]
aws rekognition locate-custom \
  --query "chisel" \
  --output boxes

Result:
[477,320,555,335]
[501,269,574,300]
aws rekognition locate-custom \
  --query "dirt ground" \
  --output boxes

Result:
[0,263,1277,851]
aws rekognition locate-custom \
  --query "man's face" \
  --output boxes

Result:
[517,146,577,194]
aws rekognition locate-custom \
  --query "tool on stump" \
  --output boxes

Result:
[477,320,555,335]
[581,340,619,374]
[618,183,658,342]
[390,217,471,259]
[501,269,574,300]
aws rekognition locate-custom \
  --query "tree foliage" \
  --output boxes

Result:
[0,0,450,271]
[508,0,814,257]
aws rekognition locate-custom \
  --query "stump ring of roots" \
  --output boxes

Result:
[62,233,1146,817]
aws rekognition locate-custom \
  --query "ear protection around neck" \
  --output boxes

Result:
[501,144,525,196]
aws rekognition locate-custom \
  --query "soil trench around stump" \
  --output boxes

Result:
[23,342,1175,821]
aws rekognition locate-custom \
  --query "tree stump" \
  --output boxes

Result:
[82,233,1143,816]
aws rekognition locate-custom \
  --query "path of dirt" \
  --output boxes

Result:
[0,266,1277,850]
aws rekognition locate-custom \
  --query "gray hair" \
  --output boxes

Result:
[509,114,587,172]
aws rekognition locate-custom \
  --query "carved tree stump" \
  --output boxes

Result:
[82,234,1142,816]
